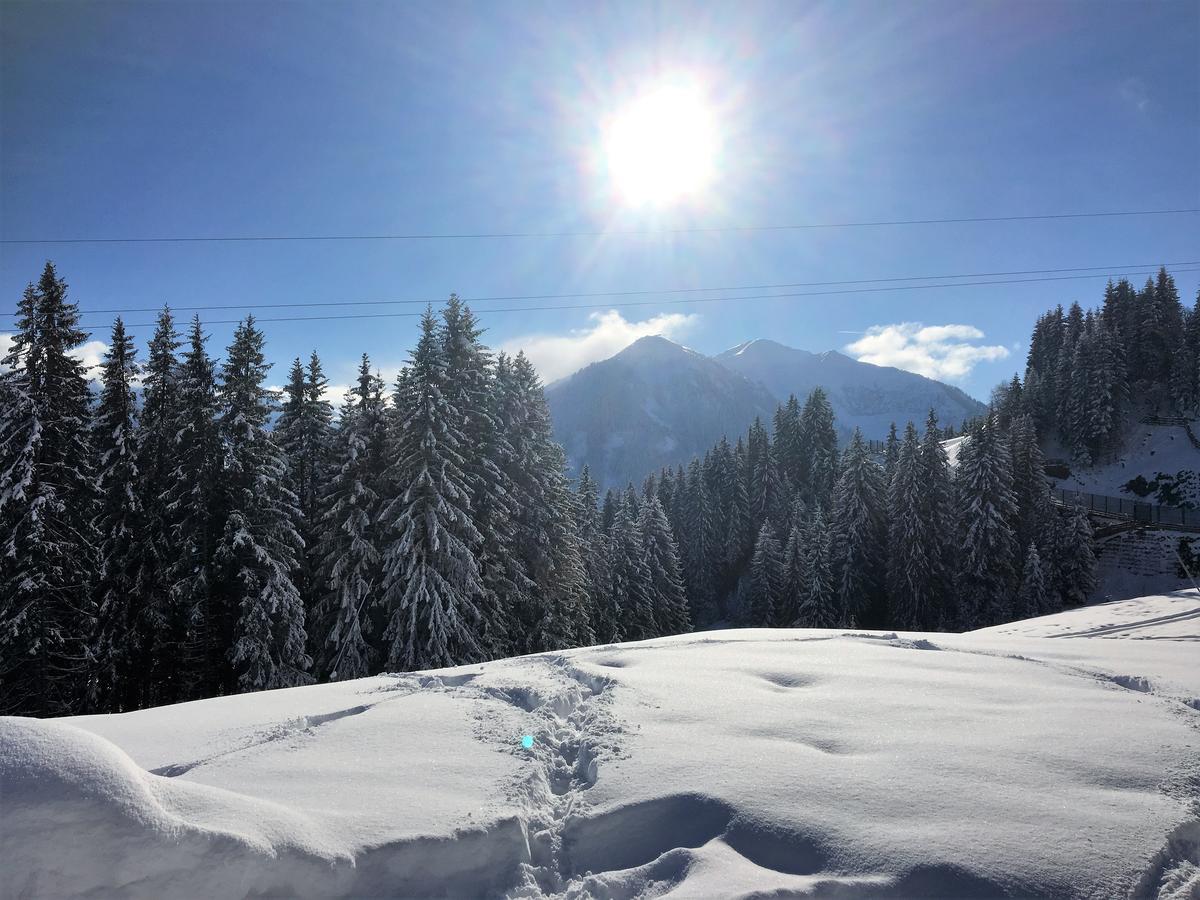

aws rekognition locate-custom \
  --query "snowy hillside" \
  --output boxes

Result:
[6,600,1199,899]
[545,335,985,488]
[1051,420,1200,505]
[545,335,778,488]
[715,339,985,439]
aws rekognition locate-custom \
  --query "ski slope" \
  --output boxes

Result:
[4,596,1199,899]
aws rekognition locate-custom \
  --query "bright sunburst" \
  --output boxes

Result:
[603,80,719,208]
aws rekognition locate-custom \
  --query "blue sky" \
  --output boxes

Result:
[2,0,1197,400]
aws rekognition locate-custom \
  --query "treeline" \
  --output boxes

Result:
[1013,267,1200,465]
[0,263,690,717]
[605,393,1095,635]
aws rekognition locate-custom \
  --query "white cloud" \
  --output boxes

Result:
[0,333,109,380]
[74,340,109,375]
[501,310,699,383]
[844,322,1009,381]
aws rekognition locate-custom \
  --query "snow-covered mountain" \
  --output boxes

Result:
[715,338,986,439]
[545,335,986,488]
[545,335,778,489]
[7,595,1198,898]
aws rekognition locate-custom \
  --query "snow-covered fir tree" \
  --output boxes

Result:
[953,418,1019,628]
[748,523,784,626]
[379,308,485,671]
[795,506,837,628]
[639,495,691,636]
[314,356,387,681]
[1013,544,1048,621]
[89,319,145,711]
[164,316,222,700]
[0,264,98,715]
[887,424,938,630]
[132,308,181,707]
[212,318,311,692]
[276,352,332,618]
[829,429,886,627]
[501,352,593,652]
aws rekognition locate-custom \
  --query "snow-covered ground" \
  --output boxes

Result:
[4,597,1199,899]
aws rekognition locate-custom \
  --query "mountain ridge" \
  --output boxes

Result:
[545,335,987,488]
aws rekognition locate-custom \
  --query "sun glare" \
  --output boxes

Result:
[603,81,719,208]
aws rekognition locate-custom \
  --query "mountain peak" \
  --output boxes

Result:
[617,334,703,363]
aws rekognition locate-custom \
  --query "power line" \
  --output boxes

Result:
[29,260,1200,317]
[84,265,1200,330]
[5,207,1198,245]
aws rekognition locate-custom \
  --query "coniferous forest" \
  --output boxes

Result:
[2,262,1197,717]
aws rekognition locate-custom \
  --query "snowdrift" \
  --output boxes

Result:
[4,597,1199,899]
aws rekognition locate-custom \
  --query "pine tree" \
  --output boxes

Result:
[164,316,222,700]
[795,507,837,628]
[887,424,937,630]
[953,419,1019,628]
[1054,500,1097,608]
[0,264,98,715]
[680,458,718,625]
[379,308,485,671]
[89,319,145,711]
[502,352,592,652]
[919,410,956,623]
[211,318,311,693]
[574,465,615,643]
[133,308,181,707]
[315,357,387,681]
[799,388,838,508]
[607,493,652,641]
[639,495,691,636]
[883,422,900,481]
[829,430,886,627]
[444,300,519,658]
[748,523,784,626]
[276,352,332,619]
[1013,544,1047,621]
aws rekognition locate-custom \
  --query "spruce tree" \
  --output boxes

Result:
[276,352,332,619]
[502,352,592,652]
[607,493,652,641]
[164,316,221,700]
[1013,544,1048,621]
[0,264,98,715]
[315,357,387,680]
[795,507,837,628]
[887,424,937,630]
[212,317,310,692]
[639,495,691,636]
[90,319,145,711]
[748,523,783,626]
[379,308,485,670]
[133,308,181,707]
[829,430,886,627]
[953,419,1019,628]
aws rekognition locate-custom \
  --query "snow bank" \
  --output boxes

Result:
[4,612,1199,898]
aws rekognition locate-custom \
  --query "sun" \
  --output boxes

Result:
[603,81,719,208]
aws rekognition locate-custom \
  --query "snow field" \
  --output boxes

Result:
[4,597,1200,899]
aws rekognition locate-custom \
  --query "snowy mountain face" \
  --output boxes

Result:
[715,339,986,439]
[5,594,1199,898]
[545,335,778,488]
[545,336,985,488]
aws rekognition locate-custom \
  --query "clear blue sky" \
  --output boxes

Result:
[2,0,1197,400]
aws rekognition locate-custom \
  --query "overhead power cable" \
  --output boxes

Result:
[83,265,1200,330]
[29,259,1200,318]
[4,207,1197,245]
